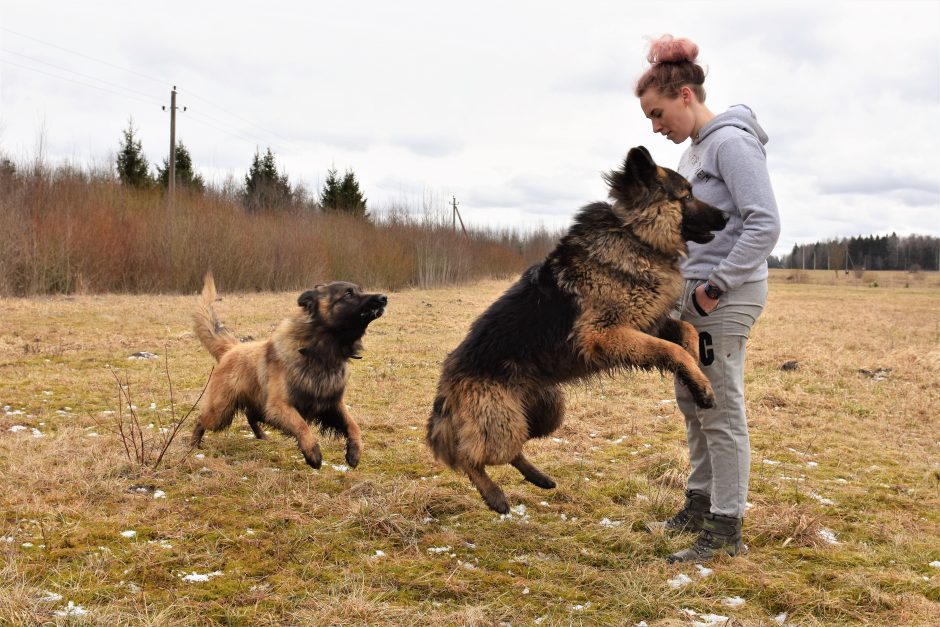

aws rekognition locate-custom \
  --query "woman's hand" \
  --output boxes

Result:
[693,283,719,314]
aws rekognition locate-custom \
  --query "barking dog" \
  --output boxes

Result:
[191,273,387,469]
[427,147,727,513]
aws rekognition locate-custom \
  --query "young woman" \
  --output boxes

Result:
[635,35,781,562]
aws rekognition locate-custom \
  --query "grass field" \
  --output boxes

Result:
[1,271,938,625]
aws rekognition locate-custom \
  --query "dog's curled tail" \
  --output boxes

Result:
[426,393,460,470]
[192,272,238,362]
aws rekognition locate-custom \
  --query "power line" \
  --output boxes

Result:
[0,58,164,108]
[0,48,164,105]
[0,26,168,86]
[180,88,307,152]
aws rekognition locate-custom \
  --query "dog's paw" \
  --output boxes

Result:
[345,440,362,468]
[695,386,716,409]
[484,492,510,515]
[303,443,323,469]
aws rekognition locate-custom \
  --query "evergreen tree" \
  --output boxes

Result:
[243,147,292,211]
[320,167,341,212]
[156,141,205,192]
[116,118,152,188]
[321,167,368,218]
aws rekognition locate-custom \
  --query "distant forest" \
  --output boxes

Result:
[768,234,940,272]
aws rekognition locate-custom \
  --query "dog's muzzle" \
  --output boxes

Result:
[361,294,388,320]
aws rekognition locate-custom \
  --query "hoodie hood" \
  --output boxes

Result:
[695,104,769,146]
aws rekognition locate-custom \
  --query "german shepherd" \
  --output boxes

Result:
[191,273,387,469]
[427,147,727,513]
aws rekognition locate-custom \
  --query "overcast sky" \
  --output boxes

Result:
[2,1,938,257]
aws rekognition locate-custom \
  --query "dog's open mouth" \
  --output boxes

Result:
[362,306,385,320]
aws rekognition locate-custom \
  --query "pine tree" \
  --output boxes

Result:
[116,118,152,188]
[320,167,341,212]
[156,141,205,192]
[243,147,292,211]
[321,167,368,218]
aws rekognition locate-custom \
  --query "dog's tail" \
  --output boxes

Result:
[192,272,238,362]
[426,392,461,470]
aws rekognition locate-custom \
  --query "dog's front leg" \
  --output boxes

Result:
[319,404,363,468]
[656,319,701,362]
[577,324,715,408]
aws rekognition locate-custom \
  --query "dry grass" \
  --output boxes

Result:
[1,274,938,625]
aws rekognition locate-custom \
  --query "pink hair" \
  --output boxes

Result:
[635,34,707,102]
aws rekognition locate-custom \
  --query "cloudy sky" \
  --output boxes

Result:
[1,0,938,256]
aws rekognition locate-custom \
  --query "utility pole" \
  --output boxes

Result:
[162,86,186,202]
[451,196,467,236]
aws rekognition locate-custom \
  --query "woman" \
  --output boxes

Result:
[635,35,781,562]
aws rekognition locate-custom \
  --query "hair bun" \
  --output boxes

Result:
[647,34,699,65]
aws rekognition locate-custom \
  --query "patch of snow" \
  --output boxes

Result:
[809,492,837,506]
[762,459,781,465]
[245,528,256,535]
[667,573,693,589]
[9,425,27,433]
[31,428,43,438]
[721,596,746,607]
[694,564,713,577]
[153,490,166,499]
[427,546,452,554]
[658,399,673,405]
[817,528,840,544]
[181,571,223,582]
[120,530,137,538]
[534,616,547,625]
[54,601,89,617]
[38,590,62,602]
[774,612,788,624]
[331,464,349,473]
[612,436,626,444]
[928,561,940,569]
[0,536,14,543]
[87,432,99,438]
[599,518,622,528]
[21,542,34,548]
[128,352,159,360]
[195,453,205,459]
[806,461,818,468]
[374,550,386,557]
[692,614,730,627]
[522,587,529,595]
[149,402,157,410]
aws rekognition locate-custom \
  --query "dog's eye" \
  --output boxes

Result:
[344,289,354,299]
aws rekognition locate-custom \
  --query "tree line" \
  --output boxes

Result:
[770,234,940,272]
[115,118,367,217]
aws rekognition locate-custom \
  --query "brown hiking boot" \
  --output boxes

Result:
[666,512,746,563]
[645,490,711,534]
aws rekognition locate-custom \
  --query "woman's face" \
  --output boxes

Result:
[639,87,695,144]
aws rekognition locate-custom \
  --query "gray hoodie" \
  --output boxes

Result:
[677,105,781,291]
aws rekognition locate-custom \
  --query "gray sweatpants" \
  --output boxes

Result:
[672,279,767,518]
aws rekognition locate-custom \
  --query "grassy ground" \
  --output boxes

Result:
[1,272,938,625]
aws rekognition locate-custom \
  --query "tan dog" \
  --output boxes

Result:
[191,273,387,469]
[427,147,727,513]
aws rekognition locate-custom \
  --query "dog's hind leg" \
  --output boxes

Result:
[245,408,267,440]
[511,454,556,489]
[190,422,206,448]
[464,463,510,514]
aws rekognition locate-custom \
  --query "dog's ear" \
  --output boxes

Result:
[604,146,657,207]
[298,289,320,313]
[623,146,657,186]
